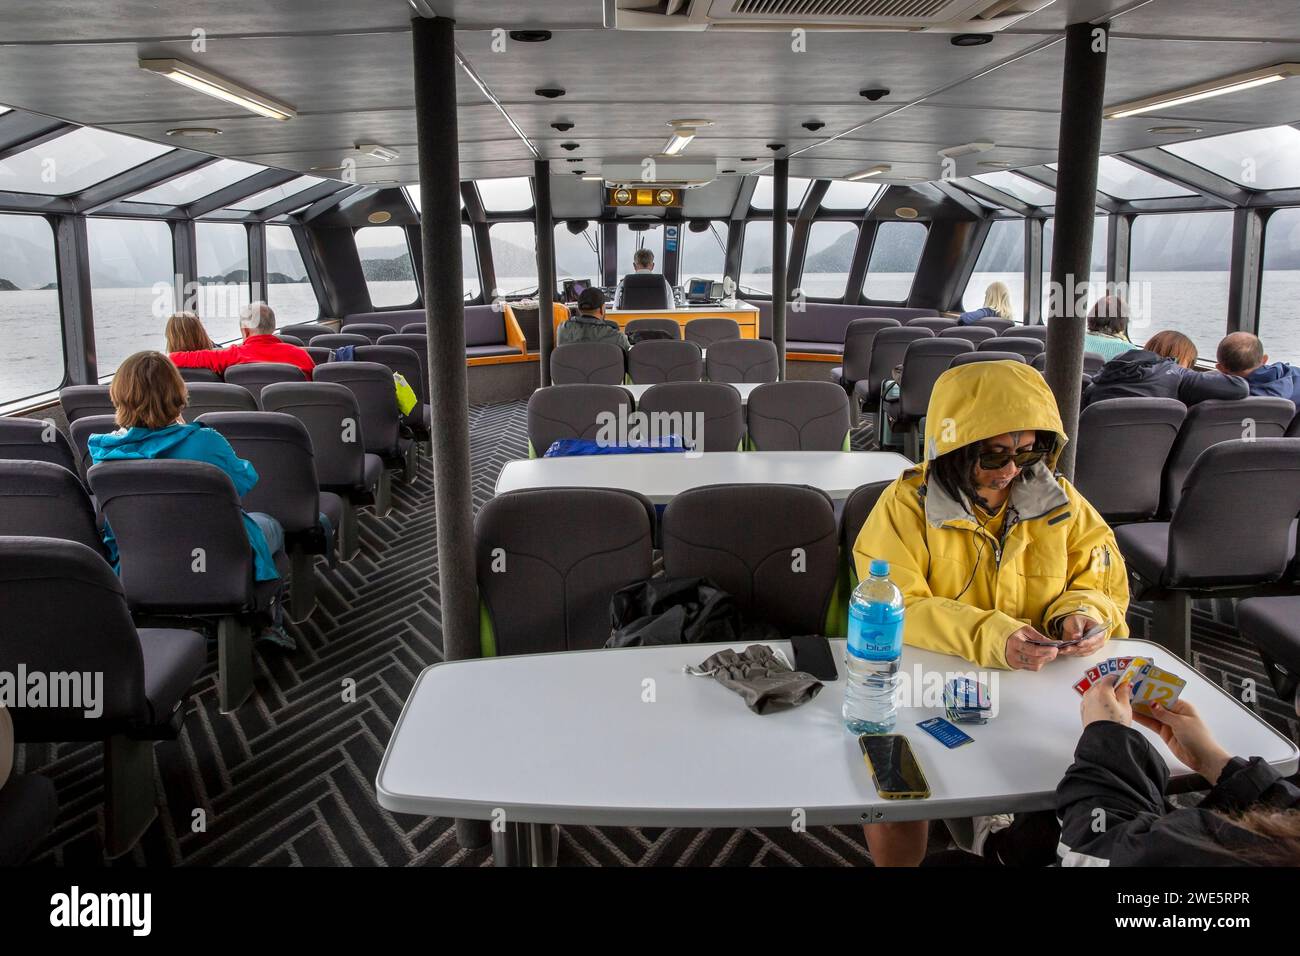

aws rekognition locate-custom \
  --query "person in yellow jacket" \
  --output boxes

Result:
[853,359,1129,865]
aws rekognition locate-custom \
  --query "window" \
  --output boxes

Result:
[0,128,171,196]
[477,177,533,213]
[801,221,859,298]
[1129,211,1234,358]
[750,175,811,212]
[1163,126,1300,191]
[738,221,793,295]
[679,222,729,284]
[489,221,538,296]
[0,214,62,403]
[265,225,317,325]
[355,226,417,307]
[616,223,665,276]
[1042,215,1108,320]
[963,219,1025,320]
[1089,157,1195,201]
[227,176,325,212]
[820,180,882,211]
[461,225,481,301]
[195,222,250,343]
[86,217,174,378]
[554,221,601,285]
[863,222,927,301]
[404,184,465,214]
[128,158,263,206]
[972,170,1056,207]
[1260,207,1300,364]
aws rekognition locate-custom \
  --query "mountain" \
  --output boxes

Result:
[0,278,19,292]
[0,232,58,289]
[803,230,857,274]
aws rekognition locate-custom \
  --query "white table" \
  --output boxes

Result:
[495,450,911,503]
[376,639,1297,850]
[619,382,759,404]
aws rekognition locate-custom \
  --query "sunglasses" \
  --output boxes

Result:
[976,449,1047,471]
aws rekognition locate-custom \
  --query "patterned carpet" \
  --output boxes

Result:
[15,403,1298,867]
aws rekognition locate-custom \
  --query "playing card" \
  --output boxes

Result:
[1086,665,1101,683]
[1073,675,1093,695]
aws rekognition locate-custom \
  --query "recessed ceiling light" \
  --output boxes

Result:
[952,34,993,47]
[139,57,295,121]
[368,210,392,224]
[535,88,566,99]
[940,142,995,158]
[1147,125,1205,135]
[581,175,603,181]
[978,160,1013,169]
[1105,63,1300,119]
[896,207,920,219]
[310,163,344,172]
[509,30,552,42]
[662,119,712,156]
[848,164,891,180]
[357,143,400,162]
[164,126,223,138]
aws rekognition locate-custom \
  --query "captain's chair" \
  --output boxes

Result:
[617,273,675,310]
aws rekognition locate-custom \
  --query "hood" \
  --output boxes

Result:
[88,422,200,460]
[1089,349,1164,387]
[923,359,1067,468]
[1247,362,1299,387]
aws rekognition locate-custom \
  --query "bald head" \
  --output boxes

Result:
[1216,332,1266,376]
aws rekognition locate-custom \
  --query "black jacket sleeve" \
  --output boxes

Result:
[1175,367,1249,405]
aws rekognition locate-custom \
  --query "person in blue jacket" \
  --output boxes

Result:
[1216,332,1300,404]
[89,350,291,645]
[958,281,1014,325]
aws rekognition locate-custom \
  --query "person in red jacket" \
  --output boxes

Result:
[169,301,315,375]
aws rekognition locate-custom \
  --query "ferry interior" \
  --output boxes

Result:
[2,0,1300,875]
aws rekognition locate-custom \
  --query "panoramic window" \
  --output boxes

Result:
[477,177,533,213]
[460,224,480,300]
[554,221,601,284]
[128,158,263,206]
[972,170,1056,207]
[86,217,175,378]
[0,214,62,403]
[738,221,793,295]
[355,225,417,307]
[1090,157,1194,201]
[490,221,538,296]
[863,221,927,301]
[616,223,665,276]
[265,225,317,325]
[404,184,465,214]
[820,180,882,211]
[963,219,1025,320]
[679,222,729,284]
[195,222,251,343]
[1163,126,1300,191]
[1129,210,1234,358]
[0,127,171,196]
[801,221,859,298]
[227,176,325,212]
[1042,215,1108,319]
[750,175,812,212]
[1260,207,1300,364]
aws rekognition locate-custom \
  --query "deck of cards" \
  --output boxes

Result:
[1073,655,1187,715]
[945,677,993,724]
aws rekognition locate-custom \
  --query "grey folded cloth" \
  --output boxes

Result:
[684,644,824,715]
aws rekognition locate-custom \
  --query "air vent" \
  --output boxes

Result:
[609,0,1054,32]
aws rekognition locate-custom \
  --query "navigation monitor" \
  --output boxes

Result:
[685,278,711,303]
[562,278,591,303]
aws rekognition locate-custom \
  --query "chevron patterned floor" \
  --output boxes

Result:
[15,403,1298,866]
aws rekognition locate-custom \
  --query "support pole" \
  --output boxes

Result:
[1226,207,1265,335]
[1045,20,1109,480]
[55,215,96,386]
[412,14,487,850]
[1023,218,1044,325]
[771,158,789,380]
[534,160,556,386]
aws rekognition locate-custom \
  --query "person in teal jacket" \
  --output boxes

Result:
[88,351,290,642]
[1083,293,1135,361]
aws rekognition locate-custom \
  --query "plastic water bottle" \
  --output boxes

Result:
[843,559,905,734]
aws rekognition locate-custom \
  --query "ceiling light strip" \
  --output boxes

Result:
[138,58,295,120]
[454,44,540,160]
[1104,64,1300,119]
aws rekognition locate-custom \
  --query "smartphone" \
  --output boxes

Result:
[789,634,838,681]
[858,734,931,800]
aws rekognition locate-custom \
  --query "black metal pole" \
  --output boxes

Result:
[772,158,789,380]
[534,160,555,386]
[1045,20,1108,480]
[412,14,487,850]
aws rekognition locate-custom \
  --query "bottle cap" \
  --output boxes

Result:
[869,559,889,577]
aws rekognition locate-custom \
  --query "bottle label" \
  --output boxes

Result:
[847,604,903,662]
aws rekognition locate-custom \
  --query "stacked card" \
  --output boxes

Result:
[944,677,992,724]
[1073,655,1187,714]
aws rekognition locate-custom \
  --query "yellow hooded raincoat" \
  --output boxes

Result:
[853,360,1129,669]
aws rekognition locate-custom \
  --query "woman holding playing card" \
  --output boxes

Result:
[853,359,1131,865]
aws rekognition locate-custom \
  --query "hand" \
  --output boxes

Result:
[1005,626,1059,671]
[1053,614,1108,657]
[1081,674,1133,727]
[1133,699,1234,784]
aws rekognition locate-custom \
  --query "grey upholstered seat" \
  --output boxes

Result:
[550,342,626,385]
[950,350,1028,367]
[280,323,336,342]
[67,414,119,480]
[59,384,115,423]
[625,318,681,340]
[313,361,413,485]
[1160,397,1296,515]
[1033,350,1106,374]
[970,316,1016,334]
[355,343,430,440]
[476,488,655,655]
[0,535,207,856]
[662,483,839,635]
[627,339,704,384]
[1011,325,1049,343]
[0,770,56,866]
[939,324,997,344]
[0,418,79,476]
[181,382,258,422]
[979,336,1044,361]
[276,334,306,347]
[684,317,741,348]
[198,411,333,621]
[1237,596,1300,705]
[889,338,976,459]
[338,323,396,344]
[526,383,633,457]
[0,460,103,554]
[177,367,222,383]
[1074,398,1186,523]
[831,317,900,390]
[637,382,744,452]
[223,362,307,407]
[309,333,371,350]
[854,326,933,412]
[303,346,333,366]
[840,479,893,589]
[619,272,674,309]
[747,381,851,451]
[906,317,957,333]
[705,338,779,384]
[400,321,428,334]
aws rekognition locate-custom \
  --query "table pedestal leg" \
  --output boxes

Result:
[491,822,560,867]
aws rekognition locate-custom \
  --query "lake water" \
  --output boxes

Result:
[3,274,1299,404]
